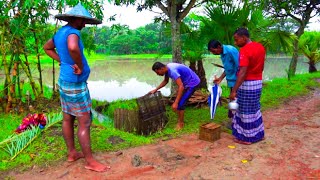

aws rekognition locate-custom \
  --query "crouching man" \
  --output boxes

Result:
[149,62,200,130]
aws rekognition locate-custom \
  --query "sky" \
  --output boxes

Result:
[101,3,320,31]
[101,3,159,29]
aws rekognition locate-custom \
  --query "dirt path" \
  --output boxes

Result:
[4,89,320,179]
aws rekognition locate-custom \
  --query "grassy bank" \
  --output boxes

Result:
[25,53,172,67]
[0,72,320,174]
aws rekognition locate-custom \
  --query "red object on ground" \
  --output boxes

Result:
[15,113,47,133]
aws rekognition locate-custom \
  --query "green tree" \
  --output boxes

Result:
[299,31,320,72]
[201,0,296,55]
[135,26,159,53]
[201,1,251,45]
[182,13,207,89]
[265,0,320,78]
[114,0,202,63]
[0,0,104,113]
[90,23,171,55]
[109,34,141,54]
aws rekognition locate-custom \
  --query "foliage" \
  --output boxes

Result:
[201,0,251,45]
[261,72,320,109]
[264,0,320,22]
[0,113,62,160]
[259,28,296,54]
[264,0,320,77]
[101,99,139,119]
[180,13,208,89]
[0,0,105,113]
[181,13,206,63]
[200,0,295,54]
[113,0,203,63]
[89,23,172,55]
[298,31,320,72]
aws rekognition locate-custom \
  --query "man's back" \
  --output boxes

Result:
[166,63,200,88]
[54,25,90,83]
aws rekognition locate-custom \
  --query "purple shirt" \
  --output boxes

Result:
[166,63,200,88]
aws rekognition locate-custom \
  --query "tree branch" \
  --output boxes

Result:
[287,13,302,24]
[155,0,169,17]
[193,0,206,8]
[178,0,196,22]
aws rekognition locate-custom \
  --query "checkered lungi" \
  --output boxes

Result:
[232,80,265,143]
[58,79,92,117]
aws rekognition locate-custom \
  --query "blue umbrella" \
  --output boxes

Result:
[208,84,222,120]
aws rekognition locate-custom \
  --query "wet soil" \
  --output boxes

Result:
[3,89,320,179]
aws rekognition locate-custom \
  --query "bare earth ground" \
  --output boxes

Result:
[3,89,320,179]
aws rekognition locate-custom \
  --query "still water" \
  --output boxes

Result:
[38,56,318,102]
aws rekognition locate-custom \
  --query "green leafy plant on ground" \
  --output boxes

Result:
[0,113,63,161]
[0,72,320,173]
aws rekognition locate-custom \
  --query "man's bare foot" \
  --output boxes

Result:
[175,123,184,131]
[85,161,111,172]
[67,152,84,162]
[233,137,265,145]
[233,138,252,145]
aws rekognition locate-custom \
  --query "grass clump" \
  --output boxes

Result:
[92,99,138,119]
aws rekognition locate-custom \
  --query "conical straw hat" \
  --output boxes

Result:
[55,3,102,25]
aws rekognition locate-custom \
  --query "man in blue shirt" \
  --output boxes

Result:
[208,40,239,120]
[43,3,109,172]
[149,62,200,130]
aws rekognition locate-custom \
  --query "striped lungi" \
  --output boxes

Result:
[58,79,92,117]
[232,80,264,143]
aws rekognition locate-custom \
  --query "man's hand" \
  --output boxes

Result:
[213,77,222,84]
[229,91,237,100]
[148,89,157,94]
[172,102,178,111]
[71,64,82,75]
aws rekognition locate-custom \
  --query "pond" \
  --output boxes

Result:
[39,55,316,102]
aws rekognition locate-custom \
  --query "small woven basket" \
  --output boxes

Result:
[199,122,221,142]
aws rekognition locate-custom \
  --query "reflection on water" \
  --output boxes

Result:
[88,78,170,101]
[2,56,318,102]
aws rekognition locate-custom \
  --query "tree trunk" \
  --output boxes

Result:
[20,55,39,98]
[169,18,179,95]
[308,59,317,73]
[17,61,21,99]
[189,60,207,90]
[196,60,207,90]
[189,61,196,72]
[8,61,19,112]
[170,1,182,64]
[171,19,182,63]
[2,55,13,113]
[33,31,44,95]
[288,38,299,79]
[169,9,182,95]
[288,15,309,79]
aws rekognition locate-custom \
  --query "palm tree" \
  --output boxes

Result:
[299,31,320,72]
[182,14,208,90]
[201,0,297,70]
[201,1,250,44]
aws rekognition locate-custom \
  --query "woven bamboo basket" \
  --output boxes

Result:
[199,122,221,142]
[114,91,168,135]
